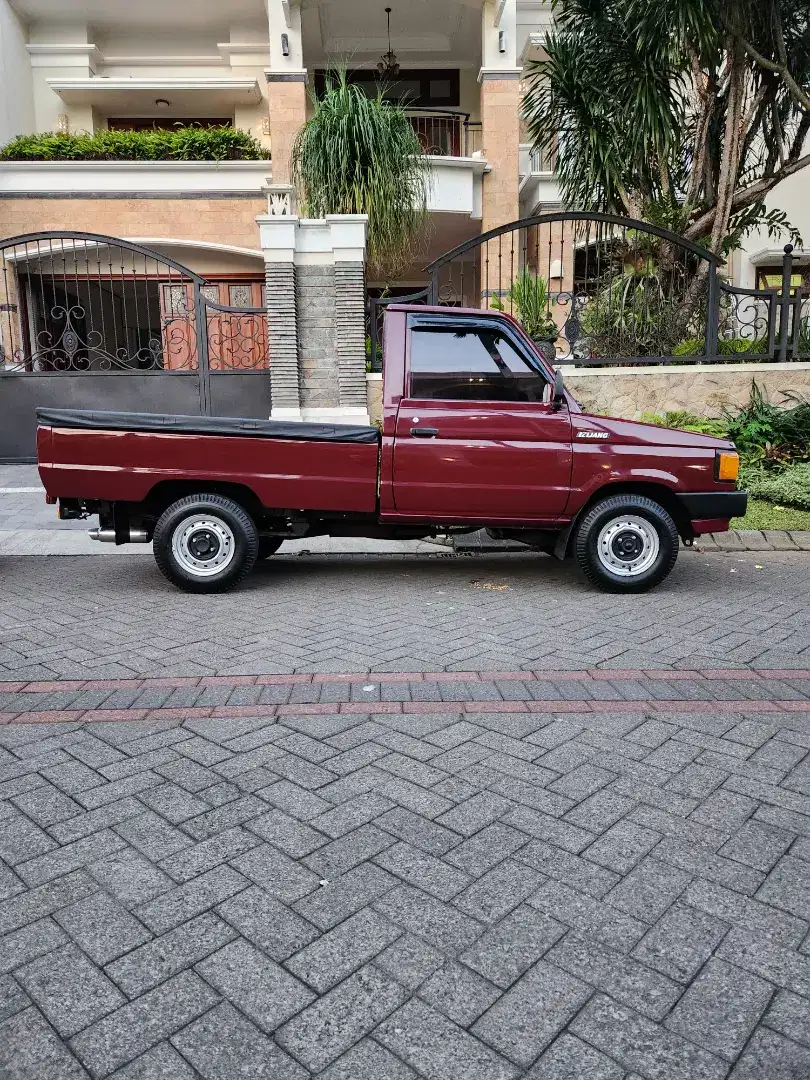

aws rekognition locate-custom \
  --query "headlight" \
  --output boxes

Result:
[715,450,740,482]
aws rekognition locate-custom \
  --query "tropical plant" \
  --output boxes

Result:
[292,69,430,278]
[490,270,558,340]
[0,127,264,162]
[743,461,810,508]
[523,0,810,256]
[639,411,729,437]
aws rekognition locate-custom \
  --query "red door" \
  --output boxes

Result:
[392,316,572,521]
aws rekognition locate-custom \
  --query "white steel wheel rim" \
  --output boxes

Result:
[172,515,236,578]
[597,514,660,577]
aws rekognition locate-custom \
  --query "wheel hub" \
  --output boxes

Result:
[172,515,236,577]
[597,515,660,577]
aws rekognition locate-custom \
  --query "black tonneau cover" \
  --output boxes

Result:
[36,408,380,444]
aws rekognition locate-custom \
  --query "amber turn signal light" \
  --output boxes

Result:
[716,451,740,482]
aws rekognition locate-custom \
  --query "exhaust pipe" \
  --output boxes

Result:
[88,527,149,544]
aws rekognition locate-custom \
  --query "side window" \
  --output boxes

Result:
[409,324,549,402]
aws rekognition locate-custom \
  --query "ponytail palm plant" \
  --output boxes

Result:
[292,70,430,278]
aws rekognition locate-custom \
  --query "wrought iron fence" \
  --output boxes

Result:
[409,213,810,366]
[404,109,482,158]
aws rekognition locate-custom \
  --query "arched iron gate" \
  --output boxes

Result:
[369,211,809,370]
[0,232,271,461]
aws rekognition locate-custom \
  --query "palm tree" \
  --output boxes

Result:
[523,0,810,255]
[292,70,430,278]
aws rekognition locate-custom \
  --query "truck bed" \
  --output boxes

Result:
[36,408,381,514]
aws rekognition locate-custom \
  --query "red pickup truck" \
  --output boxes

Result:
[37,304,746,594]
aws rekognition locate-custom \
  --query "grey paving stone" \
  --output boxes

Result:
[571,994,728,1080]
[666,957,773,1061]
[502,806,594,853]
[318,1038,418,1080]
[563,788,635,832]
[528,879,646,953]
[473,959,592,1068]
[526,1033,624,1079]
[216,885,318,960]
[606,857,691,923]
[304,823,394,879]
[49,798,147,845]
[295,862,397,930]
[376,997,521,1080]
[376,806,461,856]
[515,839,620,898]
[375,884,483,955]
[728,1027,810,1079]
[196,938,314,1032]
[312,792,395,838]
[0,813,57,864]
[248,807,328,856]
[584,819,661,874]
[756,854,810,921]
[763,989,810,1047]
[375,840,471,900]
[632,902,730,983]
[717,927,810,996]
[135,865,248,934]
[12,782,81,827]
[88,848,173,908]
[547,932,681,1021]
[171,1001,307,1080]
[16,943,125,1038]
[436,791,513,837]
[284,907,401,993]
[0,1007,90,1080]
[230,843,321,902]
[15,830,127,888]
[155,756,219,793]
[461,904,565,988]
[720,820,795,873]
[276,964,407,1072]
[160,827,260,884]
[652,836,766,895]
[0,870,99,936]
[418,960,501,1026]
[453,858,544,924]
[108,1042,198,1080]
[137,783,210,824]
[374,932,444,989]
[54,891,152,965]
[0,917,68,974]
[0,973,30,1023]
[105,911,236,996]
[684,878,808,947]
[113,811,191,862]
[69,971,219,1077]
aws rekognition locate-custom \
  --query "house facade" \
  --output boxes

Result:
[0,0,807,458]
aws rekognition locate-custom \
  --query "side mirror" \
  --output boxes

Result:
[552,368,566,410]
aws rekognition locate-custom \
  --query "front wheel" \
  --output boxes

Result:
[574,494,679,593]
[153,494,258,593]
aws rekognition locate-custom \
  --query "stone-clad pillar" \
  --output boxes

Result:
[257,197,369,423]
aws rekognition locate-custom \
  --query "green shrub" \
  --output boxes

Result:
[0,127,265,162]
[672,336,768,357]
[639,410,728,437]
[742,462,810,510]
[490,270,558,340]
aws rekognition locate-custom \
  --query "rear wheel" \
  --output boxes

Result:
[574,494,679,593]
[153,494,258,593]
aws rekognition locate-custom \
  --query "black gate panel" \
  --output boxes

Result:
[208,373,273,420]
[0,373,205,461]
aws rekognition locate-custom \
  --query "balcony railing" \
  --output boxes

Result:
[405,109,482,158]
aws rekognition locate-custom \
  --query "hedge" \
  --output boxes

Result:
[0,127,266,162]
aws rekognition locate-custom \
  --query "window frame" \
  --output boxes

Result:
[405,313,552,404]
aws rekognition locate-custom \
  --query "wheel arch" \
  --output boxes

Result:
[556,481,690,559]
[140,479,267,524]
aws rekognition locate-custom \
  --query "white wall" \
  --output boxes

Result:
[0,0,34,143]
[737,164,810,289]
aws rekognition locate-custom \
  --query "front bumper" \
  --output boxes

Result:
[676,491,748,521]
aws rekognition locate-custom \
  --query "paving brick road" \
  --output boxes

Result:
[1,544,810,1078]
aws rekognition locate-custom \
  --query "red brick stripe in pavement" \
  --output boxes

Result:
[3,668,810,695]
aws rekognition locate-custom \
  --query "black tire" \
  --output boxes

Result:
[574,494,679,593]
[152,493,258,594]
[257,537,284,561]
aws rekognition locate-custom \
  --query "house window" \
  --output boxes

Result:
[107,118,232,131]
[314,69,460,108]
[757,267,806,292]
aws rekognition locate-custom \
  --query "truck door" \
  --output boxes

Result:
[392,313,573,521]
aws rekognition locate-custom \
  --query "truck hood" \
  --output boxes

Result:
[572,412,735,451]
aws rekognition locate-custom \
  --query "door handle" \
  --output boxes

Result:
[411,427,439,437]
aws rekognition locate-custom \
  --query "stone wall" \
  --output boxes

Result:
[367,373,383,425]
[297,264,339,412]
[562,362,810,419]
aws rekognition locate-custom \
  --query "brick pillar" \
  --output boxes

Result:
[265,74,307,187]
[479,72,522,308]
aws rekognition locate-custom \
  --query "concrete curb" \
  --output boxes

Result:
[452,527,810,554]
